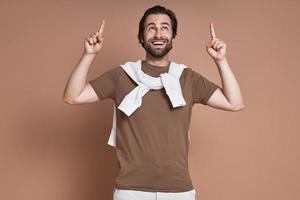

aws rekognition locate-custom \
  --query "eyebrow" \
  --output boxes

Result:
[146,22,171,28]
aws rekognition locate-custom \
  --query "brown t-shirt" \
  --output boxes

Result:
[89,60,220,192]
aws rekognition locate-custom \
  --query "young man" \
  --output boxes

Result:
[63,5,244,200]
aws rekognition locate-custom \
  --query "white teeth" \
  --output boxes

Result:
[152,41,165,45]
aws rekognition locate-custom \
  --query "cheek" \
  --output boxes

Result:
[163,31,173,39]
[144,33,154,41]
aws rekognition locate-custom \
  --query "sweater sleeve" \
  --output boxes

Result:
[191,69,220,105]
[88,66,121,100]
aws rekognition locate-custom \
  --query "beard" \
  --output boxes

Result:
[142,38,173,58]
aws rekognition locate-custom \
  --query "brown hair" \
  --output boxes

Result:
[137,5,178,46]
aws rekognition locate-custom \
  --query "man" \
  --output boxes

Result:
[63,5,245,200]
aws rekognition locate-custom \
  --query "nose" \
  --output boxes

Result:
[154,29,162,37]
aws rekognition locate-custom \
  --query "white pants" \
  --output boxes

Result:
[113,188,197,200]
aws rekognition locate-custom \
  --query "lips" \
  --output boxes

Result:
[151,40,166,47]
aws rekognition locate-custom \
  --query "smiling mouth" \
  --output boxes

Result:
[151,41,166,47]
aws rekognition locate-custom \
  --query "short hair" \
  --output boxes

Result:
[138,5,178,45]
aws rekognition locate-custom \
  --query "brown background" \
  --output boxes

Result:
[1,0,299,200]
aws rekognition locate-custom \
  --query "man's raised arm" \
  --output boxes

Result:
[63,19,105,104]
[205,22,245,111]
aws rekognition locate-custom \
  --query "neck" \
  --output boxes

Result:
[145,53,170,67]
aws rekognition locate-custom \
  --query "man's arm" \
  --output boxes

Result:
[63,19,105,104]
[63,52,99,104]
[206,58,245,111]
[205,22,245,111]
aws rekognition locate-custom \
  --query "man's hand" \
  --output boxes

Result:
[84,18,105,55]
[206,22,226,61]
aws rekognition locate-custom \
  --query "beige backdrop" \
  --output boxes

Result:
[1,0,299,200]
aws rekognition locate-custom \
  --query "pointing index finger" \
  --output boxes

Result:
[210,22,216,39]
[97,18,105,35]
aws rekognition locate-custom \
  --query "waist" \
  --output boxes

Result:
[115,164,194,192]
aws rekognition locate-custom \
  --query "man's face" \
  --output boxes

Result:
[142,14,173,58]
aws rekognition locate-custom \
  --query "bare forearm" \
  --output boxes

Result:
[63,52,97,101]
[214,57,244,107]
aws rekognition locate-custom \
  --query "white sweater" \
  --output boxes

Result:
[107,60,189,147]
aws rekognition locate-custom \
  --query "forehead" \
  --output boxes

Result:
[144,14,171,26]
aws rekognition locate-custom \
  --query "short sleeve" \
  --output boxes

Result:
[191,69,220,105]
[88,67,120,100]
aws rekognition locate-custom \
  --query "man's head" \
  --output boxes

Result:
[138,5,178,58]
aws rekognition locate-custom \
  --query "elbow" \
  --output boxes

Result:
[63,96,75,104]
[233,103,246,111]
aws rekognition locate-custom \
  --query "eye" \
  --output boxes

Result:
[162,26,169,30]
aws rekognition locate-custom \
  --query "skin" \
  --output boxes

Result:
[63,16,245,112]
[205,22,245,111]
[141,14,173,66]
